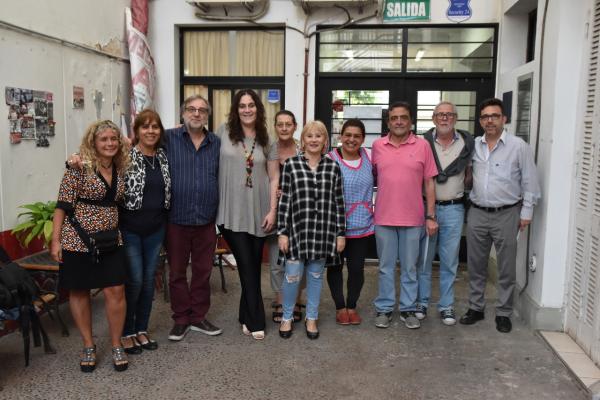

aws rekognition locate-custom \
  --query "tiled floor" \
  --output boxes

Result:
[540,331,600,391]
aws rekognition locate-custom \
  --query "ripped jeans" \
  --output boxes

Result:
[282,259,325,321]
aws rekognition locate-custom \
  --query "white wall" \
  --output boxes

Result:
[1,0,130,58]
[149,0,501,128]
[497,0,589,318]
[536,0,589,309]
[0,0,131,231]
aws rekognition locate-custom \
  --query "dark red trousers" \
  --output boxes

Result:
[166,223,216,325]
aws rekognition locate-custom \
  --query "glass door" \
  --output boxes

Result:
[316,78,401,149]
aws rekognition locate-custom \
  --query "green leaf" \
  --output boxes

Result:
[19,204,42,212]
[11,221,36,234]
[16,211,34,219]
[13,200,56,248]
[23,230,35,247]
[30,222,44,238]
[43,220,53,245]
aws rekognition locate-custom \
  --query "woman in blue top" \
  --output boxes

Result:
[326,119,374,326]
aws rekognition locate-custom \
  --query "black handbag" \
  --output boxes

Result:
[89,229,120,254]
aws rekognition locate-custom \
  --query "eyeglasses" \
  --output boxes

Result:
[434,112,457,119]
[479,113,502,121]
[238,103,256,110]
[389,115,410,122]
[185,107,209,115]
[276,123,295,129]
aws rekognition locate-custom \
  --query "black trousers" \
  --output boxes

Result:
[219,227,266,331]
[326,235,372,310]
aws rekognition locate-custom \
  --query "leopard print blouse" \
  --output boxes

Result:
[56,167,125,252]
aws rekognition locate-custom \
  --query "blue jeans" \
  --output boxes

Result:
[373,226,422,313]
[417,204,464,311]
[282,259,325,321]
[122,226,165,336]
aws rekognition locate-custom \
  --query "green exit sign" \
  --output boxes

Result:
[383,0,430,21]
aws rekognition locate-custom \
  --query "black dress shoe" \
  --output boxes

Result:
[495,316,512,333]
[459,309,485,325]
[305,321,319,340]
[137,332,159,350]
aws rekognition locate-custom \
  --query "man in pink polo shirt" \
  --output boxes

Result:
[372,101,438,330]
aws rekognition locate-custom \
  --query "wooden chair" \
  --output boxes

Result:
[14,250,69,337]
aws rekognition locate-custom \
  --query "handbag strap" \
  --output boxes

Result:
[67,212,93,249]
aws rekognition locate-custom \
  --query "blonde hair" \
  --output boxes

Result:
[79,120,130,176]
[300,120,329,155]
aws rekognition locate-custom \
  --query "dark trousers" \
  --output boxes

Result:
[220,227,266,332]
[166,222,216,325]
[466,206,520,317]
[326,235,371,310]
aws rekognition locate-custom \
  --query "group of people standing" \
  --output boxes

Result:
[49,89,540,374]
[372,98,540,335]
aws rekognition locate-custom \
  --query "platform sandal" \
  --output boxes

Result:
[293,303,306,323]
[112,346,129,372]
[80,345,96,373]
[272,303,283,323]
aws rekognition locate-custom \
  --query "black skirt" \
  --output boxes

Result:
[59,247,128,290]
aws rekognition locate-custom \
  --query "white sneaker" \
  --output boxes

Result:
[440,309,456,326]
[415,305,427,320]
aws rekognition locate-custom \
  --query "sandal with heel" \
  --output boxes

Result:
[112,346,129,372]
[80,345,96,373]
[293,303,306,323]
[272,303,283,323]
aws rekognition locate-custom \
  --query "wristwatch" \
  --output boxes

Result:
[426,215,437,221]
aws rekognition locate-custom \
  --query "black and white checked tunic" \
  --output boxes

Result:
[277,154,346,262]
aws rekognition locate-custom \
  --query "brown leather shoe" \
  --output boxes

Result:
[336,308,350,325]
[347,309,362,325]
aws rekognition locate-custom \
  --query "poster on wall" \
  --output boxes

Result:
[73,86,84,109]
[5,86,56,145]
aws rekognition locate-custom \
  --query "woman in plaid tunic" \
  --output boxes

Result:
[277,120,346,340]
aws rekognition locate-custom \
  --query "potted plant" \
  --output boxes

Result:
[11,201,56,248]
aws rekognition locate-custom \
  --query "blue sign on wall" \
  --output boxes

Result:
[446,0,472,23]
[267,89,280,103]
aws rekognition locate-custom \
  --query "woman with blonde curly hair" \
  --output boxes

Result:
[51,120,130,373]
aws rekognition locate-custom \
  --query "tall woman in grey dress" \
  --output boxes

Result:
[216,89,279,340]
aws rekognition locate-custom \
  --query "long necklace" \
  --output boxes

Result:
[241,138,256,188]
[143,154,156,170]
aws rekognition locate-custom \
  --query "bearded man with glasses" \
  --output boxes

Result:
[459,98,540,333]
[164,95,223,341]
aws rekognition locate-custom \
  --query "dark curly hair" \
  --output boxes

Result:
[227,89,269,148]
